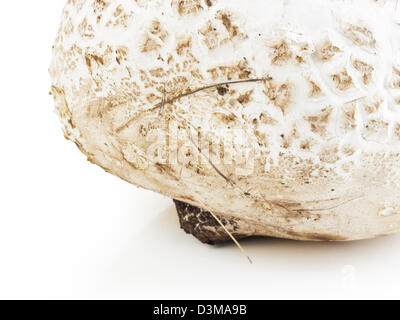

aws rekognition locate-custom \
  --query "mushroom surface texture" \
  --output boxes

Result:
[50,0,400,243]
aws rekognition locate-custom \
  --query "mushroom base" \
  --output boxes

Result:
[173,199,250,245]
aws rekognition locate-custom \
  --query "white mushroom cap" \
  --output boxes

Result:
[50,0,400,241]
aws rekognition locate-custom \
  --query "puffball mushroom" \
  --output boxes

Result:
[50,0,400,243]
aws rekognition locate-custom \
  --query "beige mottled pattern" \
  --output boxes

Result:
[50,0,400,241]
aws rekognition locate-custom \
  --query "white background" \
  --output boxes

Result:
[0,0,400,300]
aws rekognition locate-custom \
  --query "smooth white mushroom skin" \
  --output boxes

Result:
[50,0,400,242]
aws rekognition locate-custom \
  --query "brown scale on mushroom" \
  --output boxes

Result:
[343,24,377,49]
[172,0,204,16]
[176,36,192,56]
[308,79,322,97]
[207,60,252,81]
[115,46,128,64]
[78,17,95,38]
[199,21,220,50]
[141,20,169,53]
[363,119,390,141]
[199,11,245,50]
[331,70,354,91]
[63,17,75,35]
[339,103,358,132]
[259,112,277,125]
[364,98,382,114]
[342,145,356,156]
[263,80,292,113]
[319,146,340,164]
[105,5,134,28]
[63,45,82,70]
[270,39,311,66]
[300,140,312,151]
[314,39,341,61]
[353,59,374,85]
[92,0,109,14]
[389,67,400,88]
[237,90,254,105]
[271,40,293,65]
[305,107,333,136]
[394,124,400,141]
[217,11,242,39]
